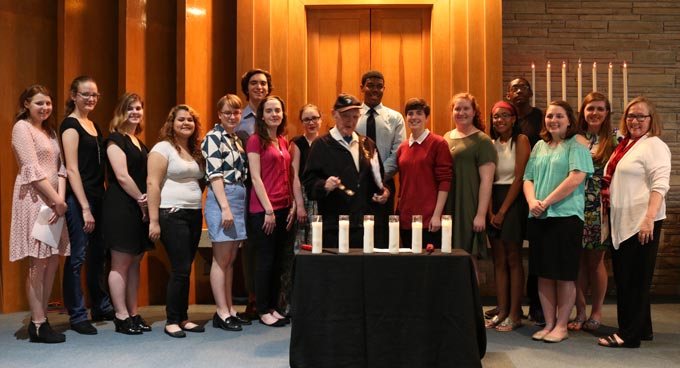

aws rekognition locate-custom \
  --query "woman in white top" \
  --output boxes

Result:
[485,101,530,332]
[148,105,206,338]
[598,96,671,348]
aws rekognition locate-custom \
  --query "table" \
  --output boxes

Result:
[289,249,486,368]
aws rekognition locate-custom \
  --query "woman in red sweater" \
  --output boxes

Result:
[395,98,453,247]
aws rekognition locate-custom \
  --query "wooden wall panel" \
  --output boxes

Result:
[59,0,118,132]
[430,0,452,134]
[0,0,59,313]
[371,8,431,133]
[467,0,486,111]
[119,0,147,97]
[484,0,504,105]
[271,0,289,111]
[146,0,177,142]
[306,10,370,132]
[237,0,502,138]
[211,0,238,107]
[287,0,308,135]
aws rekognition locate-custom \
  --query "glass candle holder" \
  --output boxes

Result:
[388,215,400,254]
[441,215,452,253]
[411,215,423,253]
[338,215,350,253]
[363,215,374,253]
[311,215,323,254]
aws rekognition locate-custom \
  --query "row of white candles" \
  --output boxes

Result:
[531,61,628,108]
[310,215,454,254]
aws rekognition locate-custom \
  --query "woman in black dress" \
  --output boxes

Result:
[102,93,153,335]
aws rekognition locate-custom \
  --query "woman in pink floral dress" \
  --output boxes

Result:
[10,85,69,343]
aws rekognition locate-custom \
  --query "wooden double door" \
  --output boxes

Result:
[306,7,431,134]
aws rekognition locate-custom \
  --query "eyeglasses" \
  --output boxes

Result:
[220,111,241,117]
[510,85,530,92]
[302,116,321,124]
[78,92,101,100]
[626,114,650,122]
[492,113,514,120]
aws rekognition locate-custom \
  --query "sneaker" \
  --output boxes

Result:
[71,320,98,335]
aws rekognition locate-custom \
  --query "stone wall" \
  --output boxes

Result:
[502,0,680,295]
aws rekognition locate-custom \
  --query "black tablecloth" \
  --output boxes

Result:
[289,249,486,368]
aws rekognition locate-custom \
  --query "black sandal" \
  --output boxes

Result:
[484,306,499,319]
[598,334,640,348]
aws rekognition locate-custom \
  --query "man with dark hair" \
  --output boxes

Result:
[507,78,543,147]
[355,71,405,247]
[507,77,545,326]
[235,69,273,143]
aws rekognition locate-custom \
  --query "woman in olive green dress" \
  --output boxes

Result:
[444,93,497,264]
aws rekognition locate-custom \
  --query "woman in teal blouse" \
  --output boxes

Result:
[523,100,594,343]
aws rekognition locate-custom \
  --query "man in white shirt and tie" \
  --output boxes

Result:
[355,71,406,247]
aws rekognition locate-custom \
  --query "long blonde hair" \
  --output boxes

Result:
[110,93,144,135]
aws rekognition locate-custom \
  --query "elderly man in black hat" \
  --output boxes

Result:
[302,93,390,249]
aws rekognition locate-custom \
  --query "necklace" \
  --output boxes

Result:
[95,134,101,165]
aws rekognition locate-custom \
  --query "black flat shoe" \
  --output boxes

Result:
[114,317,142,335]
[131,315,152,332]
[180,323,205,333]
[91,309,115,322]
[71,320,98,335]
[233,313,252,325]
[259,317,286,327]
[28,320,66,343]
[273,310,291,325]
[164,327,186,338]
[212,313,242,331]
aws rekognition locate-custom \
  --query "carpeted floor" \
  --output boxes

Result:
[1,301,679,368]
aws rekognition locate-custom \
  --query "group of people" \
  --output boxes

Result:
[481,79,670,350]
[10,69,670,350]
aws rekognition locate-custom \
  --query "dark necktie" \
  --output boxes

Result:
[366,108,377,143]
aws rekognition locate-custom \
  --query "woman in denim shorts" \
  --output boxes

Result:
[201,94,250,332]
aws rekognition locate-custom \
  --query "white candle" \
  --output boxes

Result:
[411,215,422,254]
[311,218,323,254]
[623,62,628,106]
[577,59,582,110]
[592,61,597,92]
[608,62,613,104]
[546,61,551,105]
[388,215,400,254]
[562,61,567,101]
[363,215,374,253]
[338,216,350,253]
[441,215,452,253]
[531,62,536,107]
